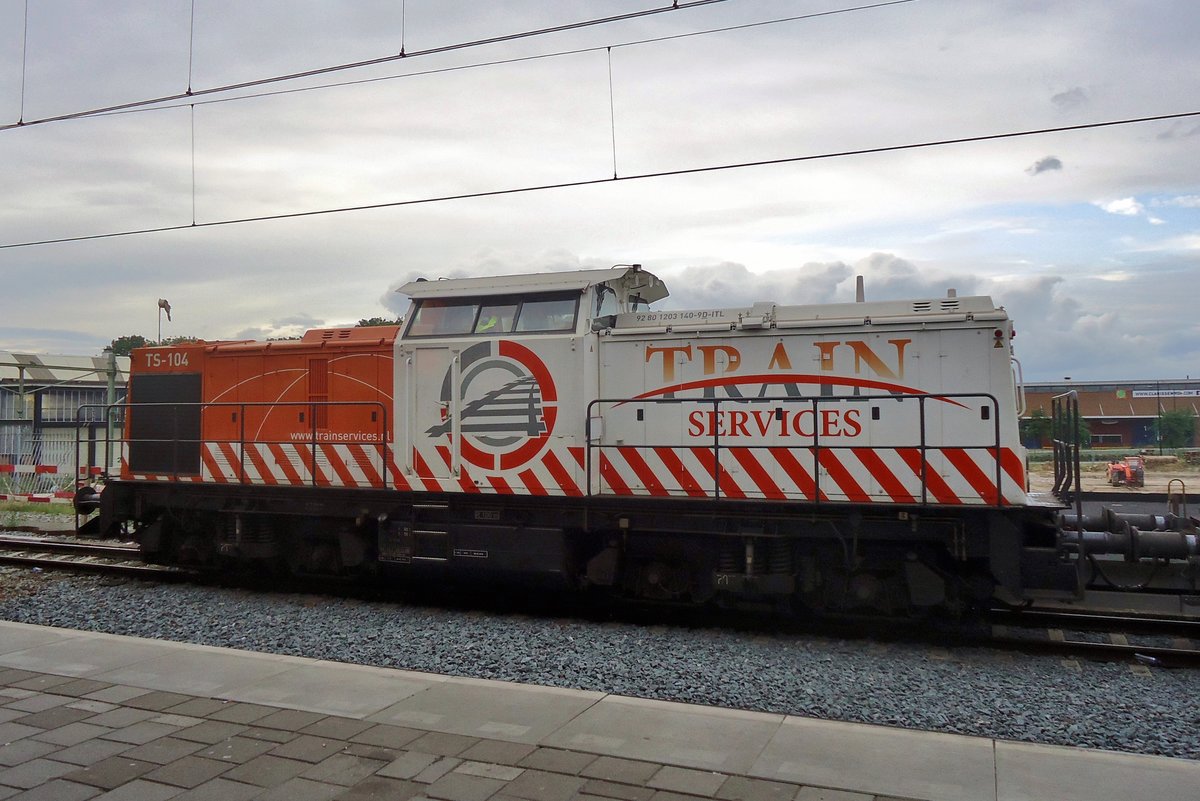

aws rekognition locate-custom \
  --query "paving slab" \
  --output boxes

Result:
[5,621,1200,801]
[253,775,345,801]
[369,677,603,744]
[7,778,102,801]
[64,756,158,790]
[298,752,388,786]
[0,736,59,766]
[751,716,997,801]
[193,735,277,764]
[332,774,423,800]
[298,715,375,741]
[92,646,299,697]
[143,755,234,788]
[41,737,130,767]
[90,778,185,800]
[170,776,261,800]
[994,740,1200,801]
[0,622,76,656]
[544,695,782,774]
[118,736,207,765]
[3,693,72,713]
[30,720,113,747]
[9,674,77,692]
[0,634,180,680]
[224,660,438,718]
[222,754,311,787]
[0,756,78,788]
[425,770,508,801]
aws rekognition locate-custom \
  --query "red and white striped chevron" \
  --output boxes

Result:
[120,441,1025,506]
[123,442,407,490]
[593,445,1026,506]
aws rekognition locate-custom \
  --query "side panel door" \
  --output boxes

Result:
[405,346,458,481]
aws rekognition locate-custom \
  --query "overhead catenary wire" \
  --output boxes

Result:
[0,0,732,133]
[3,109,1196,252]
[18,0,29,124]
[186,0,196,94]
[29,1,918,123]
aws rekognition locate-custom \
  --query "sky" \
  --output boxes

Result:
[0,0,1197,381]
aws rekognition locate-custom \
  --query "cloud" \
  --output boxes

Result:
[1051,87,1088,110]
[1156,194,1200,208]
[1097,197,1144,216]
[1026,156,1062,175]
[1156,121,1200,140]
[232,313,325,341]
[2,1,1199,386]
[0,327,109,355]
[1095,197,1168,225]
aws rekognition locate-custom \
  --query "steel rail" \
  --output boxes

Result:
[0,536,194,580]
[989,608,1200,668]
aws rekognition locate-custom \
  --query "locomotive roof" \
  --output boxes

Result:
[397,265,669,303]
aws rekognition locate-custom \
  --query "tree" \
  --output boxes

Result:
[356,316,401,327]
[1022,407,1092,448]
[108,335,148,356]
[108,334,199,356]
[1019,409,1053,447]
[1155,409,1196,449]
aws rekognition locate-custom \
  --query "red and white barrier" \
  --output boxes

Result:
[0,464,60,475]
[0,492,73,504]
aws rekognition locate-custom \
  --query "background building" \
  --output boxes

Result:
[1022,379,1200,449]
[0,352,129,496]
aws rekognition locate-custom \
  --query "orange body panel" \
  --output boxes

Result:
[123,328,398,486]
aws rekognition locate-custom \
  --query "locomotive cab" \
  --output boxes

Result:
[393,265,667,496]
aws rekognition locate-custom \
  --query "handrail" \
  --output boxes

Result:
[1050,390,1083,524]
[75,400,390,488]
[585,392,1006,507]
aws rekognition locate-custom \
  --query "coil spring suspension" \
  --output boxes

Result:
[718,541,741,573]
[767,539,794,575]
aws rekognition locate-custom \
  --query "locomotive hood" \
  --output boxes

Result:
[397,265,669,305]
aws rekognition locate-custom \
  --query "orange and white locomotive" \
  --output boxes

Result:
[79,265,1198,614]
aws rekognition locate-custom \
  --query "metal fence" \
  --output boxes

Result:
[0,425,115,496]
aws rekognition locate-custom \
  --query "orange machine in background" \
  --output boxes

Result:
[122,327,399,488]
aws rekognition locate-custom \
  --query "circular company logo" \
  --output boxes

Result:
[426,340,558,471]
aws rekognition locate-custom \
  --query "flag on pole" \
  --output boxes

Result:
[158,298,172,322]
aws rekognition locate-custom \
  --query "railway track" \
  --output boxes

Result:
[0,534,193,580]
[988,607,1200,668]
[3,526,1198,667]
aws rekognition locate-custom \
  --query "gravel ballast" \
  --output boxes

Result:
[2,568,1199,761]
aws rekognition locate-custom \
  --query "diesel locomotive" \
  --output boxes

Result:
[76,265,1200,615]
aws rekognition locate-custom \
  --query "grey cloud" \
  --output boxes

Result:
[662,261,850,310]
[271,313,324,328]
[1051,87,1087,110]
[1157,121,1200,140]
[0,327,109,355]
[230,313,324,341]
[1026,156,1062,175]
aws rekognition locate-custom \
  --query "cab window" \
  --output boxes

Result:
[405,292,579,337]
[515,296,577,332]
[474,303,518,334]
[406,299,478,336]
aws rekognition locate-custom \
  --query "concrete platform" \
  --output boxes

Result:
[0,621,1195,801]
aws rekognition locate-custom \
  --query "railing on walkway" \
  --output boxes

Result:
[75,401,390,488]
[585,392,1006,506]
[1050,390,1083,522]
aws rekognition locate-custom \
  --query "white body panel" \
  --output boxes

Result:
[392,268,1027,505]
